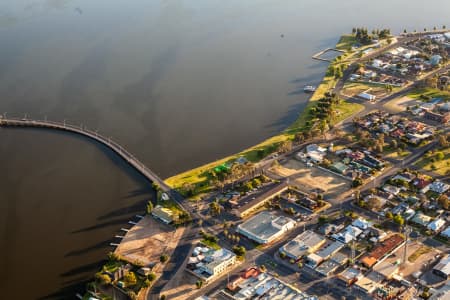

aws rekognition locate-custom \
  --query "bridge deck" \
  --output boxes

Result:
[0,117,186,211]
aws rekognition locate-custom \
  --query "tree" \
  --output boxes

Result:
[367,196,382,211]
[335,68,344,79]
[391,139,398,149]
[438,194,449,210]
[393,214,405,226]
[124,271,137,286]
[182,182,195,196]
[196,280,204,289]
[127,291,137,300]
[436,152,445,161]
[279,251,287,259]
[403,29,407,34]
[260,265,267,272]
[232,245,246,257]
[143,279,151,288]
[146,201,154,214]
[386,211,394,219]
[209,201,222,216]
[280,140,293,153]
[439,135,449,148]
[160,295,167,300]
[352,177,363,187]
[95,272,111,285]
[147,272,157,281]
[160,254,169,263]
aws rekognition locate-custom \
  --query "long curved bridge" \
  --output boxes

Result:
[0,116,187,211]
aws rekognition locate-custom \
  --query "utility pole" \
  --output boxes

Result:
[351,240,355,264]
[402,225,411,265]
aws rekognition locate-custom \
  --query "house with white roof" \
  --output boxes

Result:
[305,144,327,163]
[428,218,446,232]
[440,226,450,238]
[411,212,432,227]
[332,225,362,244]
[352,218,372,230]
[426,181,450,194]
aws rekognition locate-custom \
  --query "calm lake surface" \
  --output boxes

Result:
[0,0,449,298]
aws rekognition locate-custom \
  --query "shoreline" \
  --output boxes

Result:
[164,34,365,194]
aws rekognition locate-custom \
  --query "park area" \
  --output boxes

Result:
[114,216,184,267]
[415,147,450,175]
[269,159,350,201]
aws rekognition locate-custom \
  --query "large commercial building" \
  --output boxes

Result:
[279,230,326,260]
[236,211,296,244]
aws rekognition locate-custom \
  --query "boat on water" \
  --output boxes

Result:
[303,85,316,93]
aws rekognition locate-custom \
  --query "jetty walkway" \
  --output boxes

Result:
[0,116,187,211]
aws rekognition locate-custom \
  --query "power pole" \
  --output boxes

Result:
[402,225,411,265]
[351,240,355,264]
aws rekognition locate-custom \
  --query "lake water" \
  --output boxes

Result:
[0,0,448,298]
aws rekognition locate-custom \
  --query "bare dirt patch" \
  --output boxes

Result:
[383,96,420,113]
[270,159,350,201]
[114,216,184,267]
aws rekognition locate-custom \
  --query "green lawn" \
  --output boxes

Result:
[407,87,450,101]
[415,148,450,175]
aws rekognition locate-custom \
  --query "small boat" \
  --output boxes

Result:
[303,85,317,93]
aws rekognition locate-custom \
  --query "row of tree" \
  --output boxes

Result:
[352,27,391,44]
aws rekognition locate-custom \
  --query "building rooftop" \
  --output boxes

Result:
[237,211,295,243]
[151,205,174,224]
[434,255,450,277]
[316,241,345,259]
[316,259,340,276]
[235,182,288,215]
[279,230,325,259]
[361,234,404,268]
[229,272,318,300]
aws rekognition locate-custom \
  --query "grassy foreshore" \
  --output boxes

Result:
[165,35,364,196]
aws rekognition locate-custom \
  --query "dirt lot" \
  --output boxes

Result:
[341,82,390,99]
[114,216,184,267]
[269,159,350,202]
[383,96,421,113]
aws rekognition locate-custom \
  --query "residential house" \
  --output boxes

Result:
[332,225,362,244]
[411,212,432,227]
[428,218,446,232]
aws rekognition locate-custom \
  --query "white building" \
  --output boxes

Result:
[428,218,446,232]
[189,246,236,281]
[305,144,327,163]
[332,225,362,244]
[237,211,296,244]
[358,92,376,101]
